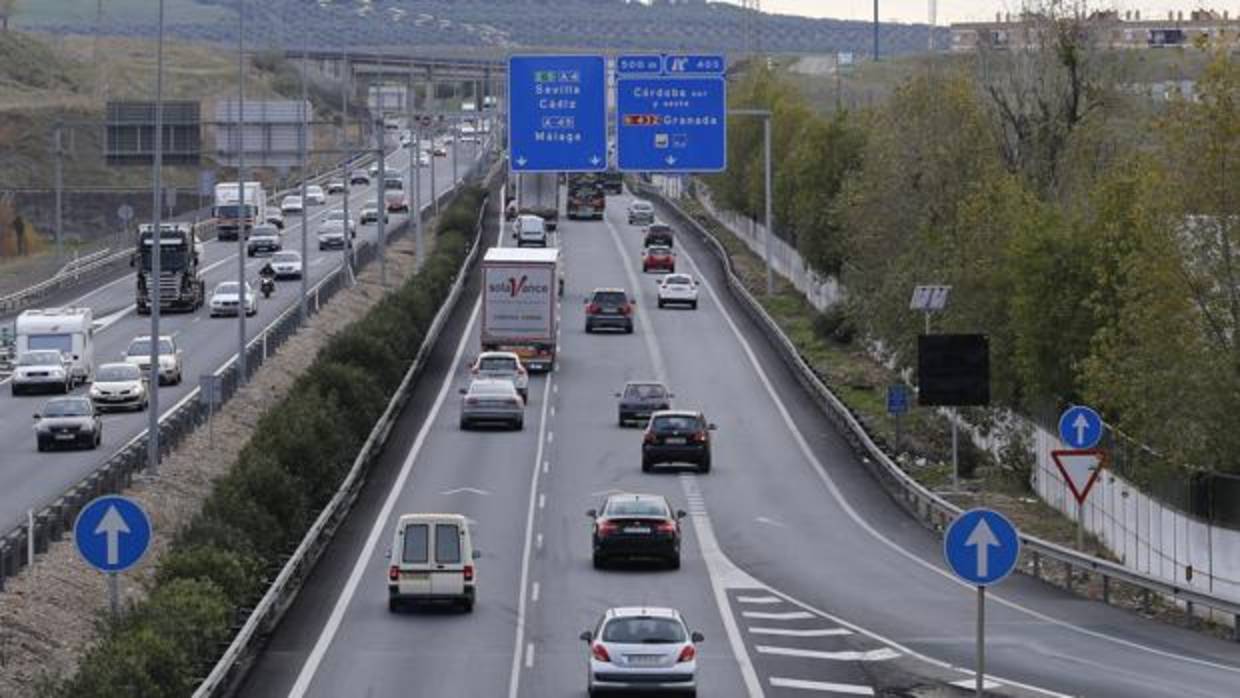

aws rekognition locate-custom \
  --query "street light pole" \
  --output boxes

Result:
[147,0,166,476]
[236,0,248,385]
[299,27,310,319]
[730,108,774,296]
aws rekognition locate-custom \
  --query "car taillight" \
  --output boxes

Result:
[388,566,399,582]
[509,398,522,407]
[465,397,479,406]
[692,431,708,443]
[598,521,619,536]
[657,521,677,534]
[677,644,696,663]
[592,643,611,663]
[463,565,474,582]
[643,432,657,444]
[620,304,632,316]
[587,303,601,314]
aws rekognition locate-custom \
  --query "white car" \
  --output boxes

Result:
[326,179,346,195]
[471,351,529,401]
[123,335,183,385]
[656,273,699,309]
[280,195,303,214]
[514,214,548,247]
[628,199,655,226]
[387,513,477,612]
[10,350,71,395]
[581,607,702,696]
[270,251,303,279]
[304,185,326,205]
[209,280,258,317]
[89,362,148,412]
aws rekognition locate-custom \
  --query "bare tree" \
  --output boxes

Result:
[975,1,1109,195]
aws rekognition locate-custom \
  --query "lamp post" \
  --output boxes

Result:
[235,0,248,386]
[147,0,166,476]
[729,108,773,296]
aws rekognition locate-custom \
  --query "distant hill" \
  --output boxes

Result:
[20,0,947,57]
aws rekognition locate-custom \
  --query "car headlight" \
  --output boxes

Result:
[35,422,51,433]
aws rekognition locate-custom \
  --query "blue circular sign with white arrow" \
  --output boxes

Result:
[74,495,151,573]
[1058,405,1103,450]
[943,508,1021,586]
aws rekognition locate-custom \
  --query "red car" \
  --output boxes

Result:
[642,245,675,273]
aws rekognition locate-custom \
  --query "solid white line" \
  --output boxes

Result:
[506,371,555,698]
[286,298,482,698]
[524,642,535,669]
[671,216,1240,684]
[769,678,875,695]
[951,678,1002,690]
[756,645,900,662]
[749,627,852,638]
[736,595,782,604]
[742,611,815,621]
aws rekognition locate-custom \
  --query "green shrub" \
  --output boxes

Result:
[156,545,263,602]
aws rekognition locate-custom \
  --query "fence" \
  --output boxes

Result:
[638,181,1240,638]
[0,146,495,592]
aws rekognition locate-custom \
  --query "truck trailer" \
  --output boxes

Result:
[481,247,560,372]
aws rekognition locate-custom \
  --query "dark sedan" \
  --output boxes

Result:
[642,410,715,474]
[589,493,685,569]
[34,396,101,451]
[615,381,673,427]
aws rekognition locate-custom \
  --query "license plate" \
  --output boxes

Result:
[624,526,651,534]
[54,434,76,441]
[403,571,429,581]
[665,437,687,445]
[627,655,662,666]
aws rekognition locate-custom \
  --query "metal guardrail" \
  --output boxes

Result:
[638,184,1240,640]
[0,148,497,594]
[193,169,498,698]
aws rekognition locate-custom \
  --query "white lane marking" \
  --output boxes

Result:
[538,493,545,510]
[535,533,543,551]
[951,679,1002,690]
[602,216,666,380]
[756,646,901,662]
[670,213,1236,682]
[736,595,783,605]
[754,516,785,528]
[549,405,555,417]
[749,627,853,638]
[546,430,553,444]
[286,299,482,697]
[439,487,491,496]
[542,460,549,474]
[506,370,555,698]
[742,611,815,621]
[524,642,535,669]
[531,581,540,603]
[769,678,875,695]
[93,305,135,332]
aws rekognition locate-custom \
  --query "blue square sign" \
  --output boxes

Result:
[508,55,607,172]
[616,76,726,173]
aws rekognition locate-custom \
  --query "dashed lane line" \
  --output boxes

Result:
[737,595,783,605]
[749,627,853,638]
[755,646,901,662]
[742,611,816,621]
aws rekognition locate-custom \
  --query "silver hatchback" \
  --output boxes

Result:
[458,378,525,430]
[581,607,702,696]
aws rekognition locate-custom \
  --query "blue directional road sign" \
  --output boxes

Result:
[886,384,910,415]
[508,55,607,172]
[663,54,727,75]
[617,76,726,172]
[616,54,663,76]
[944,508,1021,586]
[1058,405,1103,449]
[74,495,151,573]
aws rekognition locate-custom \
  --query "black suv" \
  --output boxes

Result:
[584,288,634,334]
[588,493,686,569]
[643,222,674,249]
[642,410,715,473]
[616,381,672,427]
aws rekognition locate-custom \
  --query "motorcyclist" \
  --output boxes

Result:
[258,262,276,297]
[258,261,276,281]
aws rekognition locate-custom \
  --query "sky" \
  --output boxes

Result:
[741,1,1238,24]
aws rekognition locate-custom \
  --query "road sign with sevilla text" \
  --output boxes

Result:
[1051,449,1107,504]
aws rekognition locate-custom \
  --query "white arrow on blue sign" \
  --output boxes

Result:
[74,495,152,573]
[943,508,1020,586]
[1058,405,1103,450]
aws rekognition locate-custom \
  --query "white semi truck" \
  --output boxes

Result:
[214,181,268,241]
[481,248,560,372]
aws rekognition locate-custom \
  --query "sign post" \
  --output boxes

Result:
[944,508,1021,697]
[74,495,152,617]
[508,55,607,172]
[886,384,910,454]
[1056,405,1105,549]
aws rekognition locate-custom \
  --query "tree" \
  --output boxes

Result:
[782,112,865,276]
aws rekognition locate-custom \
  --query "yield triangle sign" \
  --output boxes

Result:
[1051,449,1107,505]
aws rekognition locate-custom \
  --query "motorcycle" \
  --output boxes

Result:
[260,276,275,299]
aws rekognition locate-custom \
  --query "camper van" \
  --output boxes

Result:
[15,308,94,385]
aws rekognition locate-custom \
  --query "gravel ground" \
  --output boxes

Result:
[0,233,431,695]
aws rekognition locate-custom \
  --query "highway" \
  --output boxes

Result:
[233,186,1240,697]
[0,138,484,533]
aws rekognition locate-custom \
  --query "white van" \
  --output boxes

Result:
[387,513,477,612]
[15,308,94,385]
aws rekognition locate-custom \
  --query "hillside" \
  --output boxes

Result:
[16,0,947,57]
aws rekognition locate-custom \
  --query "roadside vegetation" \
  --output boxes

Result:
[37,187,485,697]
[707,9,1240,492]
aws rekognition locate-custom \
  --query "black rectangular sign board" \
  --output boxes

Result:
[917,334,990,407]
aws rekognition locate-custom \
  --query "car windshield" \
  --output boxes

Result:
[19,350,62,366]
[647,246,672,255]
[624,384,666,400]
[665,275,691,285]
[633,202,652,211]
[96,364,140,382]
[593,291,627,306]
[306,186,323,195]
[326,210,346,221]
[602,617,685,644]
[284,197,301,204]
[216,282,241,294]
[384,179,403,190]
[652,415,702,433]
[479,357,518,372]
[43,399,91,417]
[470,382,513,396]
[252,229,278,239]
[605,498,669,517]
[273,252,300,263]
[320,221,346,233]
[127,339,173,356]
